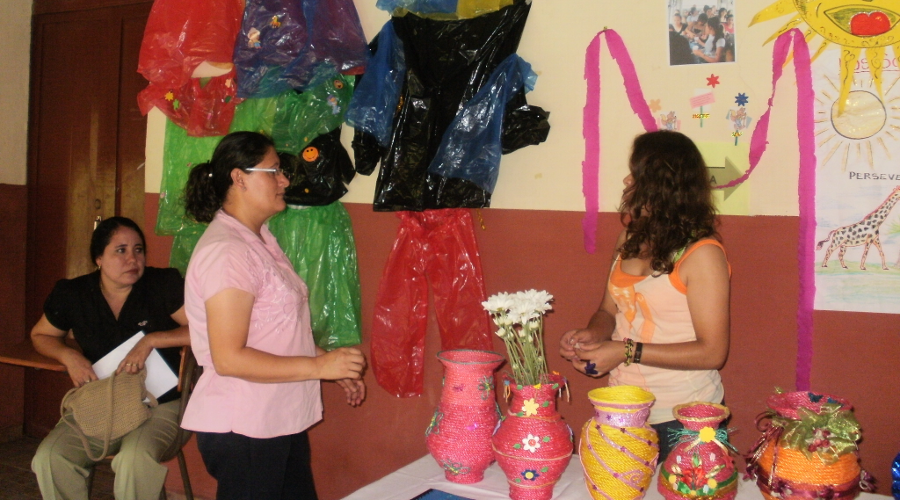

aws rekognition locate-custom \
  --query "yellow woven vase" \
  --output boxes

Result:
[579,386,659,500]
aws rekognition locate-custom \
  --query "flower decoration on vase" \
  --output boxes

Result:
[426,349,504,483]
[745,390,875,500]
[658,402,738,500]
[485,290,573,500]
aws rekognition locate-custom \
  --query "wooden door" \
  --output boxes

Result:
[25,0,151,436]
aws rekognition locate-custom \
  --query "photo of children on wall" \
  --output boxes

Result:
[668,0,736,66]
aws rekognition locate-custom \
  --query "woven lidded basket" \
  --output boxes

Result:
[747,391,871,500]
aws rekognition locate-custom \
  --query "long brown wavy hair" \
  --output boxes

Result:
[618,131,719,274]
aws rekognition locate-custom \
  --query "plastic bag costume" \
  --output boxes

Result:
[233,0,368,98]
[349,0,549,211]
[370,209,493,397]
[137,0,244,136]
[155,80,363,350]
[350,0,549,396]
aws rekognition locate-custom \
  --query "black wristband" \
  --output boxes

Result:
[633,342,644,364]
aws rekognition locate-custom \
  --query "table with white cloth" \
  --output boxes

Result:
[342,454,888,500]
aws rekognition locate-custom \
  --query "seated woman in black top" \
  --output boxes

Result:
[30,217,190,500]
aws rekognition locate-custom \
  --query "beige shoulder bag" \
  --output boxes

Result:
[60,369,158,461]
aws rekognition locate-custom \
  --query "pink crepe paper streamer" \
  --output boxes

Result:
[582,29,657,253]
[713,30,815,388]
[690,92,715,108]
[790,29,816,392]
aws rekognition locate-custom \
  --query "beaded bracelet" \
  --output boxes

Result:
[623,338,635,366]
[633,341,644,364]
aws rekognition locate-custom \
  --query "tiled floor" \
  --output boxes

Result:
[0,436,115,500]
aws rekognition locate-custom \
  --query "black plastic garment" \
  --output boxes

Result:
[350,0,550,211]
[279,127,355,206]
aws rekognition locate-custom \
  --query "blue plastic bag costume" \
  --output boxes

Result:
[344,22,406,148]
[427,53,536,193]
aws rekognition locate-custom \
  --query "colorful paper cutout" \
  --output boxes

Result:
[659,111,680,131]
[726,107,752,145]
[706,74,720,88]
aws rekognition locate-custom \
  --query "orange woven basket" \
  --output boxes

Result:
[746,391,870,500]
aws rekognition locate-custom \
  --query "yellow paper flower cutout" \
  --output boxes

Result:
[522,398,539,417]
[164,91,174,102]
[698,427,716,443]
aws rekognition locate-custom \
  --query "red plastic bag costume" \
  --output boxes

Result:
[370,209,493,397]
[137,0,244,136]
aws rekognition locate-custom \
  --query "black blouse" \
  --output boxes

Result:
[43,267,185,403]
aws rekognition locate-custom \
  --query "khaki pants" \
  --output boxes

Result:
[32,399,185,500]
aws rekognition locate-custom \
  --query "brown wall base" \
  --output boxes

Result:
[143,195,899,499]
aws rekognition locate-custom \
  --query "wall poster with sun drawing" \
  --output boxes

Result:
[813,51,900,314]
[753,0,900,313]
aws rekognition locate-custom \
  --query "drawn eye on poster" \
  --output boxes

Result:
[667,0,736,66]
[813,50,900,313]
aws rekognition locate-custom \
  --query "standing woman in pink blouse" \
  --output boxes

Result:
[180,131,366,500]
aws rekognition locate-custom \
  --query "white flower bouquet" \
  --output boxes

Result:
[482,289,553,386]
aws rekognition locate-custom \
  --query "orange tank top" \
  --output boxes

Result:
[607,239,728,424]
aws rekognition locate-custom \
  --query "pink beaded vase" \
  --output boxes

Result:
[658,402,738,500]
[491,374,573,500]
[426,349,504,483]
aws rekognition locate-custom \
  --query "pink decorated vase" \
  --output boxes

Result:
[426,349,504,483]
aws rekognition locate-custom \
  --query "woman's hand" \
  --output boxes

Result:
[315,347,366,381]
[60,350,98,388]
[559,328,603,360]
[335,378,366,407]
[572,340,626,377]
[116,335,154,375]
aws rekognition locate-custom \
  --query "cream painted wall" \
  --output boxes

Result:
[0,1,33,186]
[146,0,803,215]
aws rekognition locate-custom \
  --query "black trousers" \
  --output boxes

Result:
[196,430,318,500]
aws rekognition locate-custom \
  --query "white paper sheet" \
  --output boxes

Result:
[92,331,178,399]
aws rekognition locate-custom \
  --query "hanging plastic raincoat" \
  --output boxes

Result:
[370,209,493,397]
[272,75,355,155]
[348,0,549,211]
[268,202,362,349]
[376,0,514,19]
[280,128,355,207]
[137,0,244,136]
[233,0,368,98]
[427,53,537,193]
[344,21,405,148]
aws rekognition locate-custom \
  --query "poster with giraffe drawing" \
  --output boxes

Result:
[814,48,900,313]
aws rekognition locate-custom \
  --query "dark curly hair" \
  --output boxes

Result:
[618,131,719,274]
[183,132,276,223]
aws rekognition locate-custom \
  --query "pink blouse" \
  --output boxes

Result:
[181,211,322,438]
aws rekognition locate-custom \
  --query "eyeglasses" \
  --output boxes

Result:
[245,167,288,177]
